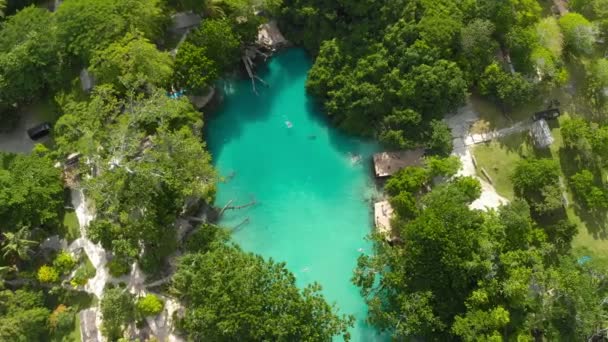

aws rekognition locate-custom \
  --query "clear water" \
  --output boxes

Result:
[206,49,383,341]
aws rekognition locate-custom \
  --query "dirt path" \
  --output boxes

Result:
[446,102,509,210]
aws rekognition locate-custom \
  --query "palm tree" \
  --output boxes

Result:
[0,0,6,18]
[1,227,38,262]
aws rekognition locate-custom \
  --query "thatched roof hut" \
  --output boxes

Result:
[373,149,425,178]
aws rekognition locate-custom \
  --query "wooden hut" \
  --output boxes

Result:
[374,200,395,242]
[373,149,425,178]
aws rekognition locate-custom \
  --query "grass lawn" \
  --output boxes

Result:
[472,109,608,258]
[547,115,608,257]
[472,132,533,200]
[61,210,81,243]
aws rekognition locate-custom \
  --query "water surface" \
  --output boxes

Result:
[206,49,382,341]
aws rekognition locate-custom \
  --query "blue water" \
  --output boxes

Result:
[206,49,382,341]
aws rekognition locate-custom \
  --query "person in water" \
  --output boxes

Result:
[285,120,293,128]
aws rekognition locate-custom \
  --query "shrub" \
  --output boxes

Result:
[49,304,75,333]
[37,265,59,283]
[107,258,130,277]
[70,262,96,287]
[136,294,164,317]
[53,251,76,275]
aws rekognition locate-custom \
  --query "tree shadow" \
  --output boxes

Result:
[558,148,608,238]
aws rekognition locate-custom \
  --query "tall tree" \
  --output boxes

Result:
[173,245,353,341]
[90,32,173,91]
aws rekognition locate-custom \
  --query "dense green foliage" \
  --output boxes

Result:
[279,0,555,152]
[100,287,135,340]
[90,32,173,91]
[173,243,354,341]
[355,161,607,340]
[136,294,164,317]
[0,6,62,119]
[0,289,50,341]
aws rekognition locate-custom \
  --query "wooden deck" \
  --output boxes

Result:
[373,149,425,178]
[374,201,394,242]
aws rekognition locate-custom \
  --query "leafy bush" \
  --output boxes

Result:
[49,304,75,333]
[37,265,59,283]
[70,261,96,287]
[136,294,164,317]
[107,258,130,277]
[53,251,76,275]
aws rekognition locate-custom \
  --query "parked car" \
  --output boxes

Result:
[27,122,51,140]
[533,108,561,121]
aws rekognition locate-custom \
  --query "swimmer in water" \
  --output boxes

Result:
[357,248,364,253]
[285,121,293,128]
[301,266,310,273]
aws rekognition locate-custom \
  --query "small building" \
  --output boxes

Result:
[374,201,395,242]
[170,12,202,34]
[373,149,425,178]
[530,119,554,148]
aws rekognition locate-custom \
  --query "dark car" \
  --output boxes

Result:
[27,122,52,140]
[533,108,561,121]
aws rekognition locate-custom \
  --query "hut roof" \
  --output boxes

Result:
[373,149,425,178]
[530,119,554,148]
[374,201,394,241]
[170,12,202,32]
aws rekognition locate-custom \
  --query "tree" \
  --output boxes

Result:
[0,289,50,341]
[585,58,608,111]
[511,158,562,216]
[404,60,468,117]
[570,169,607,210]
[355,177,489,339]
[535,17,564,59]
[0,0,5,17]
[174,42,218,94]
[558,13,596,56]
[136,294,164,317]
[188,19,241,72]
[479,62,534,108]
[1,227,38,263]
[56,88,216,273]
[173,245,353,341]
[90,32,173,91]
[100,287,135,340]
[0,152,65,231]
[0,6,62,114]
[460,19,499,77]
[55,0,165,62]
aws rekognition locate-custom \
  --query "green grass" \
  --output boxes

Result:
[472,106,608,258]
[61,211,80,243]
[547,115,608,257]
[472,132,533,200]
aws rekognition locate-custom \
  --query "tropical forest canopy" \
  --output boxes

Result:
[2,0,608,341]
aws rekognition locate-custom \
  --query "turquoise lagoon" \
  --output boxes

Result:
[206,49,383,341]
